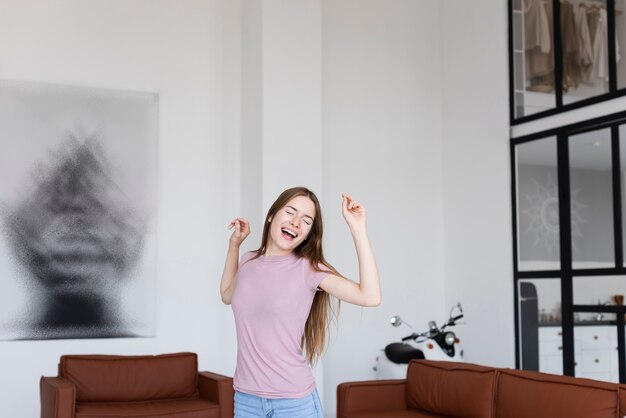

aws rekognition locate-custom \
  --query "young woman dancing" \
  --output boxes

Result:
[220,186,381,418]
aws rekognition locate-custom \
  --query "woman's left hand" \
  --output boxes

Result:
[342,193,367,230]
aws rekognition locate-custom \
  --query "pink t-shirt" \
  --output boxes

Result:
[231,251,330,399]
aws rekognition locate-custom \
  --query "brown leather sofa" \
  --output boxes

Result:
[40,352,234,418]
[337,359,626,418]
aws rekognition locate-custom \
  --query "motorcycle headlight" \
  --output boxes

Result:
[444,332,456,346]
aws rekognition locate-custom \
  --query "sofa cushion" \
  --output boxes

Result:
[60,352,199,402]
[495,369,618,418]
[75,398,218,418]
[406,360,496,418]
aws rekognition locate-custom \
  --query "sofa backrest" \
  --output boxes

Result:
[495,369,618,418]
[59,352,199,402]
[406,360,497,418]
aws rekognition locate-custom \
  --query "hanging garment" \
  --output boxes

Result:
[525,0,555,90]
[525,0,551,53]
[561,0,582,91]
[592,7,608,81]
[591,7,621,82]
[575,4,593,82]
[587,6,600,46]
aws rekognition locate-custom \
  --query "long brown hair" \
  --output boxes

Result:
[250,186,340,365]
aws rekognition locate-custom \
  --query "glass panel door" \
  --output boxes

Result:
[520,279,564,373]
[513,0,557,117]
[615,0,626,89]
[516,137,560,271]
[561,0,611,104]
[569,128,614,269]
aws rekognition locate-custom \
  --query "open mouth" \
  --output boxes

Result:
[281,227,298,241]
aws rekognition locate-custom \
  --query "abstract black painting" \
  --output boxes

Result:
[0,80,157,340]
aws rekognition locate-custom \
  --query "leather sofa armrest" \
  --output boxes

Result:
[198,371,234,418]
[337,379,407,418]
[40,376,76,418]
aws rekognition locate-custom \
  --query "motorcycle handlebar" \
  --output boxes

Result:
[399,314,464,341]
[441,314,464,330]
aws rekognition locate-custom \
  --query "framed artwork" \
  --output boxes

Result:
[0,79,157,340]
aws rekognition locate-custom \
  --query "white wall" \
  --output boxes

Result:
[0,1,519,418]
[321,1,446,416]
[0,1,242,417]
[261,0,324,210]
[241,0,263,248]
[241,0,327,396]
[440,0,515,367]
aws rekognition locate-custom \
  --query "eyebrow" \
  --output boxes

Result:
[286,205,314,220]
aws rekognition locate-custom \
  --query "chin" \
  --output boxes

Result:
[281,243,298,252]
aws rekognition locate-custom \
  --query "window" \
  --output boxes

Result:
[512,113,626,383]
[510,0,625,123]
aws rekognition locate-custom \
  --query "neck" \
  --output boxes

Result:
[265,242,293,257]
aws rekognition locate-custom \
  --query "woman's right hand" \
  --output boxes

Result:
[228,217,250,248]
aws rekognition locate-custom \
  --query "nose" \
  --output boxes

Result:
[289,218,300,228]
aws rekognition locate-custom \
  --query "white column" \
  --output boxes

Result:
[261,0,324,212]
[241,0,264,247]
[241,0,325,400]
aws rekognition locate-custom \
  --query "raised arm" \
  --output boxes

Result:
[220,217,250,305]
[319,194,381,307]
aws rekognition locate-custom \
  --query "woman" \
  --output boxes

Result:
[220,186,380,418]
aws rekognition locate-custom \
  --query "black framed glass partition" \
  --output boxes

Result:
[569,128,615,269]
[509,0,626,123]
[516,136,561,271]
[511,0,557,118]
[513,111,626,383]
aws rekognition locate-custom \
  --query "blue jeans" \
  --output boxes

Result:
[234,389,323,418]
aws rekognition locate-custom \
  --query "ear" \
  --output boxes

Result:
[268,216,272,222]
